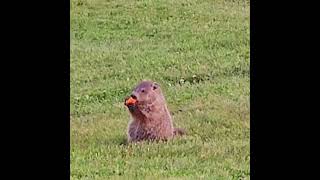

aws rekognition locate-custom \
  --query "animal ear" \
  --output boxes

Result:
[152,82,159,90]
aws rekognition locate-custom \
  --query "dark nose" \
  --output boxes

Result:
[130,94,137,99]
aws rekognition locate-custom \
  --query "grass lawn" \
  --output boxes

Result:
[71,0,250,179]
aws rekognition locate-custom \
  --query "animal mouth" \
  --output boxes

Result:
[125,96,138,112]
[125,95,138,106]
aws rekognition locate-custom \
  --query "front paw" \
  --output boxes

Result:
[128,104,136,112]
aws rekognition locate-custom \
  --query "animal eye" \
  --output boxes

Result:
[141,89,145,93]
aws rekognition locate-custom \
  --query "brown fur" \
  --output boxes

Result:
[124,80,185,143]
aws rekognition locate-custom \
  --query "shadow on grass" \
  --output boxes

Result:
[119,137,128,146]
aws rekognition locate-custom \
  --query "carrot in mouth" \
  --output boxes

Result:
[125,97,137,106]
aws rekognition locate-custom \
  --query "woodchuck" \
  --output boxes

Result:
[124,80,185,143]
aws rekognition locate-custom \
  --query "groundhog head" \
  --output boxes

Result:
[124,80,162,112]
